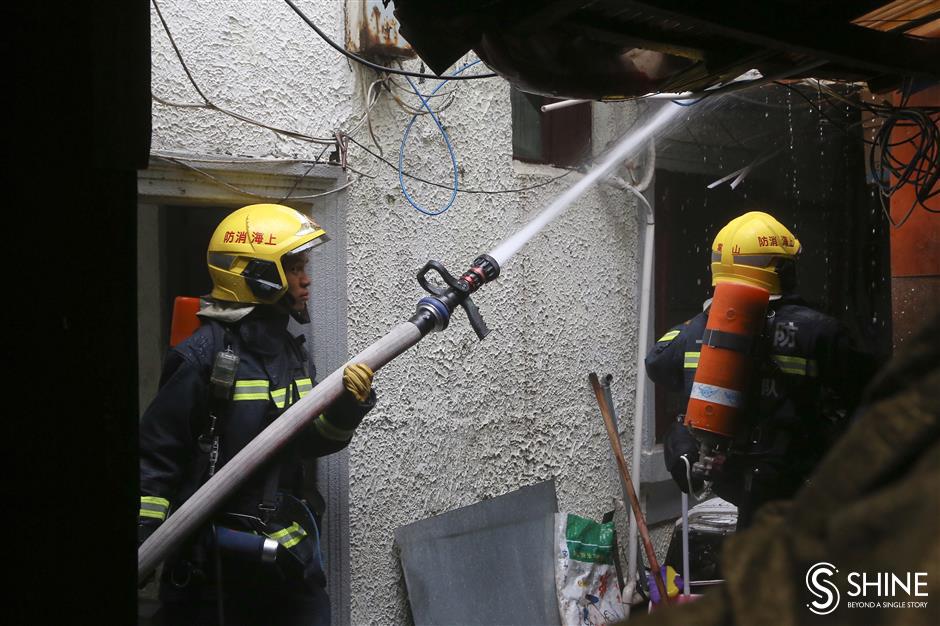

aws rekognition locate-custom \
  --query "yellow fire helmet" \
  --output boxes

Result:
[207,203,328,304]
[710,211,801,294]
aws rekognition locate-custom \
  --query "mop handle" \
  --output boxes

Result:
[589,373,670,605]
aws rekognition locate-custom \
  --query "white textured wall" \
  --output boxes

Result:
[151,1,646,623]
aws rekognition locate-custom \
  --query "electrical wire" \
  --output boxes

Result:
[650,60,829,108]
[363,78,386,156]
[773,81,874,145]
[151,0,395,199]
[280,0,497,81]
[151,0,660,205]
[152,154,354,201]
[775,79,939,227]
[387,74,460,100]
[151,0,336,145]
[344,77,386,138]
[681,455,707,502]
[150,152,326,164]
[389,88,458,117]
[346,135,574,195]
[281,143,333,202]
[397,61,480,215]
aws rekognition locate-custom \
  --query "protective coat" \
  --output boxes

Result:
[139,304,375,606]
[646,294,876,525]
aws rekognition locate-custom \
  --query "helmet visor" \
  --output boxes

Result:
[287,234,329,257]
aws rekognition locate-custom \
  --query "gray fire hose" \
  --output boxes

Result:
[138,255,499,584]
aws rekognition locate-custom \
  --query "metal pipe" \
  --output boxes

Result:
[682,491,691,597]
[540,98,589,112]
[628,155,656,591]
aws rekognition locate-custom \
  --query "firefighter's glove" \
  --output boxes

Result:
[343,363,373,403]
[663,419,704,494]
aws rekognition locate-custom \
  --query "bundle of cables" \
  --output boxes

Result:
[867,103,940,227]
[780,79,939,228]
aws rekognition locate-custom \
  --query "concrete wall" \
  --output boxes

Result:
[150,1,645,623]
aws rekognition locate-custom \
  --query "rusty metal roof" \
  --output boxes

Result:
[392,0,940,98]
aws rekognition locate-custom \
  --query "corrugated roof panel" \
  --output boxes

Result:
[907,17,940,36]
[851,0,940,34]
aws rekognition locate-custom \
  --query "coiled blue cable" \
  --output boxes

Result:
[398,60,480,216]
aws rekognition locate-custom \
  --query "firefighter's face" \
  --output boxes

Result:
[283,253,311,311]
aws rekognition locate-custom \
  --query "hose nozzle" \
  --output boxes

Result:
[410,254,500,339]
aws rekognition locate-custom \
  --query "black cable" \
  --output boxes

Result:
[281,143,333,202]
[387,74,458,99]
[281,0,497,81]
[775,80,939,226]
[151,0,335,144]
[773,81,874,145]
[345,135,575,194]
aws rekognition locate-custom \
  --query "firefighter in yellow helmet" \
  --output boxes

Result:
[139,204,375,625]
[646,211,878,530]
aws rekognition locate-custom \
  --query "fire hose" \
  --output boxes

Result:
[138,255,500,583]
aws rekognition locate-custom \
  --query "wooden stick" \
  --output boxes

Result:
[588,372,670,605]
[138,321,424,583]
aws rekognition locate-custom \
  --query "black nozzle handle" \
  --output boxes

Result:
[416,259,490,340]
[460,296,490,340]
[417,260,468,297]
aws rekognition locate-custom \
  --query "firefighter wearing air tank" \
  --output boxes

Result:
[139,204,376,625]
[646,211,875,529]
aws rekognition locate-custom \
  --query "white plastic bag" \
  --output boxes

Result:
[554,513,625,625]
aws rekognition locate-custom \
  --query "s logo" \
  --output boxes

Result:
[806,562,840,615]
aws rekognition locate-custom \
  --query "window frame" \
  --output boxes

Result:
[510,87,593,168]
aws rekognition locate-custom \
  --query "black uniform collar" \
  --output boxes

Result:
[237,306,291,357]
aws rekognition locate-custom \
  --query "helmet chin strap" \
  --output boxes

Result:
[279,292,311,324]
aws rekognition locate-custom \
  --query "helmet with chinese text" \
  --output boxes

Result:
[207,204,328,304]
[710,211,801,294]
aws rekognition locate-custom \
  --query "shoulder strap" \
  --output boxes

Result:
[196,320,241,479]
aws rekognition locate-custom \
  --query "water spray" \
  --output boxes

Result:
[489,102,682,267]
[138,102,684,583]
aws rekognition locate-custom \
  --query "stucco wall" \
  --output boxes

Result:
[150,1,648,623]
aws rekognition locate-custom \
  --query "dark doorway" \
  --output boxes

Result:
[160,204,233,349]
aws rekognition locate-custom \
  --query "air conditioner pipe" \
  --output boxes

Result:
[138,255,500,583]
[540,98,590,112]
[618,137,656,592]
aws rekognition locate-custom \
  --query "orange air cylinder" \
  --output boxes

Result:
[169,296,202,347]
[684,282,770,440]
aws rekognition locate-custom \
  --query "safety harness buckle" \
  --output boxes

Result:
[258,502,278,524]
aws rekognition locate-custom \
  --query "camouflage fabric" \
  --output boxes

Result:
[628,312,940,625]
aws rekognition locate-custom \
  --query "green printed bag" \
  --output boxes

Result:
[554,513,625,625]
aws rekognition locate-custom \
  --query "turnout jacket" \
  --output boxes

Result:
[646,294,876,514]
[138,305,375,589]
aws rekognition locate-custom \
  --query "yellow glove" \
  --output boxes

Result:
[343,363,373,403]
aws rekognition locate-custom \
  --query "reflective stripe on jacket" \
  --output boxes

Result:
[138,306,375,562]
